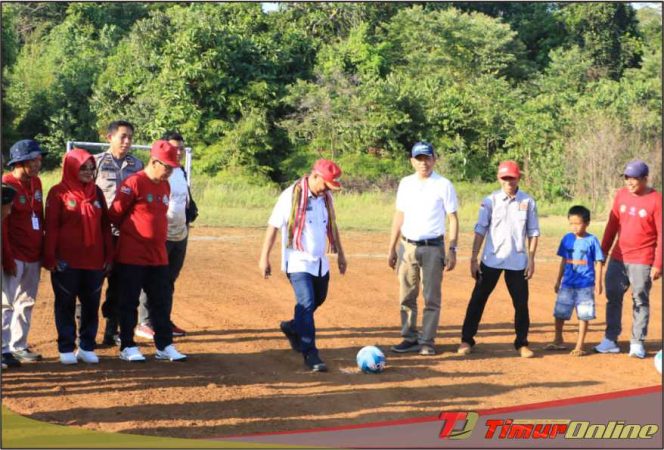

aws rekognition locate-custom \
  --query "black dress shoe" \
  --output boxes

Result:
[2,352,22,368]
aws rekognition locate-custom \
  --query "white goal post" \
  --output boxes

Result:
[65,141,193,186]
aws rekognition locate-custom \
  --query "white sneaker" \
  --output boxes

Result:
[119,346,146,362]
[155,344,187,362]
[629,343,646,359]
[59,352,78,365]
[594,338,620,354]
[76,349,99,364]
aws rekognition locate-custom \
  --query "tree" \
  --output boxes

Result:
[2,3,148,163]
[557,3,643,80]
[452,2,567,72]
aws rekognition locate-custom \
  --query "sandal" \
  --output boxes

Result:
[570,349,587,357]
[544,343,567,351]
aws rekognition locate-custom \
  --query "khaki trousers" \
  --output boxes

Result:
[397,241,445,346]
[2,260,41,353]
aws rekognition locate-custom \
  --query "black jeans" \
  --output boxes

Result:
[116,263,173,351]
[138,237,188,326]
[461,263,530,349]
[51,268,105,353]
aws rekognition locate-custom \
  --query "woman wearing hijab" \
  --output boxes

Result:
[44,149,114,365]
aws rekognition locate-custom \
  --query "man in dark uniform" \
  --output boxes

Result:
[93,120,143,346]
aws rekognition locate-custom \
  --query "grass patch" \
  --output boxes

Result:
[32,170,609,237]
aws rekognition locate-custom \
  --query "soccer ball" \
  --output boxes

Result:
[655,350,662,375]
[356,346,386,374]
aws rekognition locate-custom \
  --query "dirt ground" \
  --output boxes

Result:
[1,226,661,439]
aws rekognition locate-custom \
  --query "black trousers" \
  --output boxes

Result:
[101,235,119,327]
[116,263,173,351]
[51,268,105,353]
[138,237,188,325]
[461,263,530,349]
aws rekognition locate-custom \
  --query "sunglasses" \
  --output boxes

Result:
[79,165,95,172]
[155,160,174,170]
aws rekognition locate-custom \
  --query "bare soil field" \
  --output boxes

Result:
[1,227,661,439]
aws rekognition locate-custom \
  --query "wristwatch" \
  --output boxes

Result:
[449,246,457,252]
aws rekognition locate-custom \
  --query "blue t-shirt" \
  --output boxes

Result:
[557,233,605,289]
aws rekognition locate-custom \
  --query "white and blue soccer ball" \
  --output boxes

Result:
[655,350,662,374]
[357,345,386,374]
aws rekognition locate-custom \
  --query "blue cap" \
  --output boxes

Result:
[6,139,45,167]
[623,160,649,178]
[411,141,434,158]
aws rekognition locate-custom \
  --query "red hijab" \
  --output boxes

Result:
[61,149,98,246]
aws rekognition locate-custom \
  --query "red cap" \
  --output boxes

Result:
[313,159,342,190]
[150,140,180,168]
[497,160,520,179]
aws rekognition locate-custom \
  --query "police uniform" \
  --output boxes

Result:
[93,150,143,342]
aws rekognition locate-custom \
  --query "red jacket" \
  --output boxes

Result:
[108,171,170,266]
[601,187,662,271]
[1,173,44,269]
[44,185,114,271]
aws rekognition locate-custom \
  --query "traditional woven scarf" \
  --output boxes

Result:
[287,175,338,254]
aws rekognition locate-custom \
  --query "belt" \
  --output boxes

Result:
[402,236,444,247]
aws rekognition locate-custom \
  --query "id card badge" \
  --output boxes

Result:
[31,212,40,230]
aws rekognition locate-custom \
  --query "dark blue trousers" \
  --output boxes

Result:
[286,271,329,357]
[51,268,105,353]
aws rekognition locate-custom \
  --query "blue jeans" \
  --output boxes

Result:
[287,271,329,357]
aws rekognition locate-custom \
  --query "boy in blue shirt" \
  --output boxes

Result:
[546,205,604,356]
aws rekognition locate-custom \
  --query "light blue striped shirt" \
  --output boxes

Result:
[474,189,540,270]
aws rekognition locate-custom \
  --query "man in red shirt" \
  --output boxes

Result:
[108,140,187,362]
[595,160,662,358]
[2,140,46,367]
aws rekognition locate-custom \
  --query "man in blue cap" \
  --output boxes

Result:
[595,159,662,358]
[387,142,459,356]
[1,183,17,370]
[2,139,46,366]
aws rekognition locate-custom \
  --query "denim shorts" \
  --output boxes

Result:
[553,286,595,321]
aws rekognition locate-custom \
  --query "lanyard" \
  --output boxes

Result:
[10,173,37,210]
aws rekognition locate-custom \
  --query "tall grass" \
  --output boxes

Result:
[34,170,607,236]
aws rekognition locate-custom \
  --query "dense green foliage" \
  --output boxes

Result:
[2,2,661,206]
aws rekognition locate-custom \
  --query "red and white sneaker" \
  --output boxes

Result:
[171,323,187,337]
[135,323,155,340]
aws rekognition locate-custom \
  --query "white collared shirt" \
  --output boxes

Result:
[268,184,330,276]
[396,171,458,240]
[474,189,540,270]
[166,168,189,242]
